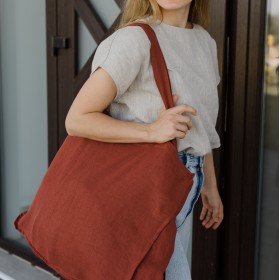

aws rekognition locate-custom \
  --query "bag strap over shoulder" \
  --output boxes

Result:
[128,23,175,111]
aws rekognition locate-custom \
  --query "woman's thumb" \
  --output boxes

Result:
[173,94,179,104]
[159,95,178,114]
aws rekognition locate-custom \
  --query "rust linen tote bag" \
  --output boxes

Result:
[14,23,195,280]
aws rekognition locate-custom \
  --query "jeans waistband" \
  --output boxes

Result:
[178,150,205,168]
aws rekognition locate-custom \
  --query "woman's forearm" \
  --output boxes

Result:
[65,96,195,144]
[203,151,218,189]
[66,111,153,143]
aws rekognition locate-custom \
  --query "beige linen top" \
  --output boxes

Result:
[90,16,221,156]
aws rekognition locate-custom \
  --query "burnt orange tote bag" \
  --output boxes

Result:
[14,23,195,280]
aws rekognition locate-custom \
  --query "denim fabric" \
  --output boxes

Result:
[165,151,205,280]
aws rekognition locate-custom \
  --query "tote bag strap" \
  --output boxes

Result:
[127,22,174,110]
[127,22,177,149]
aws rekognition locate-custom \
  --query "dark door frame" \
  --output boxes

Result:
[223,0,267,279]
[191,0,267,279]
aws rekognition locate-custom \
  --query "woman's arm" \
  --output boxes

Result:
[65,67,197,144]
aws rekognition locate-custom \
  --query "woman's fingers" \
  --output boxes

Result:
[200,206,208,221]
[212,204,221,223]
[170,104,197,116]
[177,115,193,129]
[175,123,189,133]
[212,219,223,230]
[151,96,197,143]
[211,206,224,229]
[202,206,223,229]
[167,112,193,130]
[202,209,213,226]
[205,218,216,229]
[175,130,188,139]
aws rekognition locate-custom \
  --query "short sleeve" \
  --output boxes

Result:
[210,38,221,86]
[90,26,150,100]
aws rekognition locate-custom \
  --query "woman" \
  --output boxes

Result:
[65,0,224,278]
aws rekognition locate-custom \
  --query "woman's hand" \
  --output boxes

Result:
[200,184,224,230]
[199,152,224,230]
[148,95,197,143]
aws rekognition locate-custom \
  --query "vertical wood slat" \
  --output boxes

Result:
[222,0,250,278]
[239,0,266,278]
[57,0,75,147]
[46,0,59,163]
[222,0,266,279]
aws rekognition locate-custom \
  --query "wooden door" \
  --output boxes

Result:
[191,1,266,280]
[46,0,122,162]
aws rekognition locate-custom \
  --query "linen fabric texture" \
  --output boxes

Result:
[14,23,197,280]
[90,16,221,156]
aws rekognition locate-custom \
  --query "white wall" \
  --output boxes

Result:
[0,0,48,240]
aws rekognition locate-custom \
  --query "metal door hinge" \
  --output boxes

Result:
[51,36,68,56]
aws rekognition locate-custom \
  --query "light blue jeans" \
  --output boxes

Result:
[165,150,205,280]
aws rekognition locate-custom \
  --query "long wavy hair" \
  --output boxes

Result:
[116,0,210,30]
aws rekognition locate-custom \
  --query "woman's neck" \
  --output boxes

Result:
[160,3,192,29]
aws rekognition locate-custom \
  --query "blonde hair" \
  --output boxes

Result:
[116,0,210,30]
